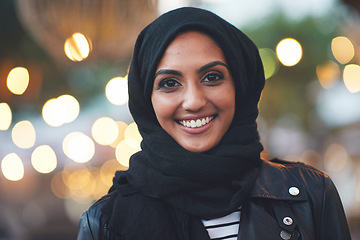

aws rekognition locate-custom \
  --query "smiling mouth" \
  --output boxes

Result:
[177,116,215,128]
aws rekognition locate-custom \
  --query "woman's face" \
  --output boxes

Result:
[151,31,235,152]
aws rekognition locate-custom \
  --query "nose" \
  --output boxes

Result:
[182,84,206,112]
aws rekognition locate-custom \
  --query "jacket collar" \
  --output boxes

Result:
[250,159,307,201]
[237,160,305,240]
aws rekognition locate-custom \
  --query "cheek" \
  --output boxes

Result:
[215,89,235,114]
[151,94,178,124]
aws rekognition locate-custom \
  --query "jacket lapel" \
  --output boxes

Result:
[237,160,307,240]
[238,201,282,239]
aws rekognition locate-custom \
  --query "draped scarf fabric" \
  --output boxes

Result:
[103,7,265,240]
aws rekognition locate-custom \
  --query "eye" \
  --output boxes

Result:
[159,78,181,89]
[202,72,224,84]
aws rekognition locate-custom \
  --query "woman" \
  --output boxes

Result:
[77,7,351,240]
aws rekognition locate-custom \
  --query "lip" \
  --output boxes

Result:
[176,115,216,134]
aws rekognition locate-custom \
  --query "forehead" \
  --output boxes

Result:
[157,31,227,68]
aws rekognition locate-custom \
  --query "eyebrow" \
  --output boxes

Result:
[154,61,229,79]
[154,69,182,79]
[197,61,229,74]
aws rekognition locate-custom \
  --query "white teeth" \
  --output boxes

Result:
[179,116,214,128]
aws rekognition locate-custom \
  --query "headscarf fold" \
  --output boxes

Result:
[103,7,265,240]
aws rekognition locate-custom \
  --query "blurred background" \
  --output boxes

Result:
[0,0,360,239]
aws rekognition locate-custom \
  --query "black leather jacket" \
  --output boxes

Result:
[77,159,351,240]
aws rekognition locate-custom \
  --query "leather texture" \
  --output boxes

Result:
[77,159,351,240]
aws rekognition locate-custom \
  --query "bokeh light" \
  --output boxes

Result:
[57,95,80,123]
[343,64,360,93]
[105,76,129,105]
[31,145,57,174]
[324,144,349,172]
[7,67,30,95]
[124,122,142,149]
[42,95,80,127]
[91,117,119,145]
[110,121,128,148]
[100,159,125,187]
[1,153,25,181]
[331,36,354,64]
[276,38,303,67]
[259,48,279,79]
[12,120,36,149]
[0,103,12,131]
[51,171,69,199]
[316,61,340,89]
[63,132,95,163]
[65,168,96,202]
[42,98,63,127]
[64,33,92,61]
[115,140,141,167]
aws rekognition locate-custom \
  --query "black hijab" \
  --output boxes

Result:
[103,7,265,240]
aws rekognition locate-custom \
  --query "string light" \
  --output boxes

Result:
[331,36,354,64]
[91,117,119,146]
[31,145,57,174]
[0,103,12,131]
[64,33,92,61]
[7,67,30,95]
[124,122,142,149]
[12,120,36,149]
[1,153,25,181]
[316,61,340,89]
[343,64,360,93]
[259,48,279,79]
[276,38,302,67]
[42,95,80,127]
[105,76,129,105]
[63,132,95,163]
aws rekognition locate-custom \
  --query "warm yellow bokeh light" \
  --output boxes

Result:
[110,121,128,148]
[324,144,348,172]
[12,120,36,149]
[91,117,119,146]
[57,95,80,123]
[63,132,95,163]
[31,145,57,174]
[42,98,66,127]
[100,159,124,187]
[259,48,279,79]
[115,140,141,167]
[1,153,24,181]
[59,166,108,202]
[105,76,129,105]
[7,67,30,95]
[90,169,109,200]
[316,61,340,89]
[42,95,80,127]
[64,33,91,61]
[0,103,12,131]
[66,168,97,202]
[124,122,142,149]
[51,171,69,199]
[331,36,355,64]
[276,38,302,67]
[343,64,360,93]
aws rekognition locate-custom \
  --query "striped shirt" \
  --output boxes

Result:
[201,208,241,240]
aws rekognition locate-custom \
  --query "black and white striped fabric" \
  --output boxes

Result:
[201,208,241,240]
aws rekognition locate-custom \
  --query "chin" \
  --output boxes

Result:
[181,142,215,153]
